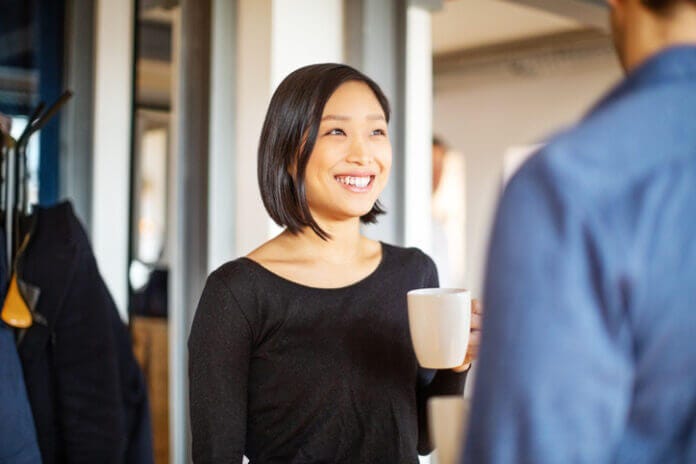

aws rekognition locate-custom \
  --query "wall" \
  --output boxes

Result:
[433,37,622,297]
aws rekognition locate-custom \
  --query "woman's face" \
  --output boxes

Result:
[302,80,392,224]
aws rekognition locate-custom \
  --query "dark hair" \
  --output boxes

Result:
[432,135,448,150]
[258,63,391,240]
[641,0,696,12]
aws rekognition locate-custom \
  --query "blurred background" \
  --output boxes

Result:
[0,0,619,462]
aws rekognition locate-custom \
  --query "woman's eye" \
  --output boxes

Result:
[372,128,386,136]
[327,128,345,136]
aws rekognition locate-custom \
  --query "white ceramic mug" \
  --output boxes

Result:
[428,396,470,464]
[407,288,470,369]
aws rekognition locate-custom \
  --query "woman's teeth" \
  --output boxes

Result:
[336,176,371,188]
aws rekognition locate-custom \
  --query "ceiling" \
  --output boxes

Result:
[432,0,585,55]
[138,0,592,57]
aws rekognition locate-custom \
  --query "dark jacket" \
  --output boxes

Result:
[16,202,153,464]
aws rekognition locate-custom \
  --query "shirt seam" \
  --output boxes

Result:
[213,269,257,343]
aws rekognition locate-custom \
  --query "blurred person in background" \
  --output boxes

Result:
[464,0,696,462]
[431,136,466,289]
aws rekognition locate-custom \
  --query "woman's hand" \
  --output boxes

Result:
[453,299,482,373]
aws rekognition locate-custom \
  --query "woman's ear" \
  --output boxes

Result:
[287,160,297,180]
[288,131,311,180]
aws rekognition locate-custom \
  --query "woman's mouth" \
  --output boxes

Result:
[334,175,375,192]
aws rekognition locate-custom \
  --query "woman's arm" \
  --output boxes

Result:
[189,271,252,463]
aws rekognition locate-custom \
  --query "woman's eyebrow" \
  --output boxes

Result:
[321,115,350,121]
[321,114,385,121]
[366,114,386,121]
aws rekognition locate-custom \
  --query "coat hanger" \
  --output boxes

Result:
[3,102,44,235]
[1,91,73,330]
[0,104,42,329]
[15,92,72,220]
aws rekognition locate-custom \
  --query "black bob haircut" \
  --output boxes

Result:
[258,63,391,240]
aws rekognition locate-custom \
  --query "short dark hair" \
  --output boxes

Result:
[641,0,696,12]
[258,63,391,240]
[432,135,448,150]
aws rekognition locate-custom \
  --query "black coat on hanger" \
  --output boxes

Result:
[16,202,153,464]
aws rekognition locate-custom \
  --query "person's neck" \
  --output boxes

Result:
[284,218,368,265]
[626,4,696,72]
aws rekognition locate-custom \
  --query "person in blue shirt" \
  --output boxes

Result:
[464,0,696,463]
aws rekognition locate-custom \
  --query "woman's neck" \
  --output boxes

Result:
[248,216,382,288]
[283,218,369,265]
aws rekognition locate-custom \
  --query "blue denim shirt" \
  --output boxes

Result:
[464,46,696,463]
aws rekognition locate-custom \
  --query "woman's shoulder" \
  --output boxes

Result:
[205,257,263,298]
[380,242,436,271]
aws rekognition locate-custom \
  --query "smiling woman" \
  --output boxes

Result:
[188,63,479,464]
[303,80,392,231]
[257,64,391,240]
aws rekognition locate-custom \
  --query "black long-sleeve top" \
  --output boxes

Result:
[189,242,467,463]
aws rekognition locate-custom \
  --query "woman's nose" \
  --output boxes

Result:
[346,137,372,164]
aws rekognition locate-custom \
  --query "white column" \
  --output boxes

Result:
[404,5,433,254]
[208,0,238,271]
[266,0,344,238]
[406,14,435,464]
[235,0,343,256]
[169,9,184,464]
[270,0,344,89]
[91,0,134,320]
[235,0,273,257]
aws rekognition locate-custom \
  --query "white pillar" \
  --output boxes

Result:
[91,0,134,320]
[234,0,343,256]
[408,11,436,464]
[404,5,433,254]
[208,0,238,272]
[169,9,185,464]
[235,0,273,257]
[270,0,344,89]
[266,0,344,238]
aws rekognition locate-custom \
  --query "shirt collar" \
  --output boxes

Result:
[588,45,696,117]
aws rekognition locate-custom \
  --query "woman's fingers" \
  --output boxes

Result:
[468,329,481,348]
[471,313,483,330]
[464,329,481,365]
[471,298,483,330]
[472,299,483,314]
[453,298,483,370]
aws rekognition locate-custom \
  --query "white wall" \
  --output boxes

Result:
[433,43,622,297]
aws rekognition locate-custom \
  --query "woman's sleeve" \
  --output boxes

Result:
[189,270,253,463]
[415,254,468,455]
